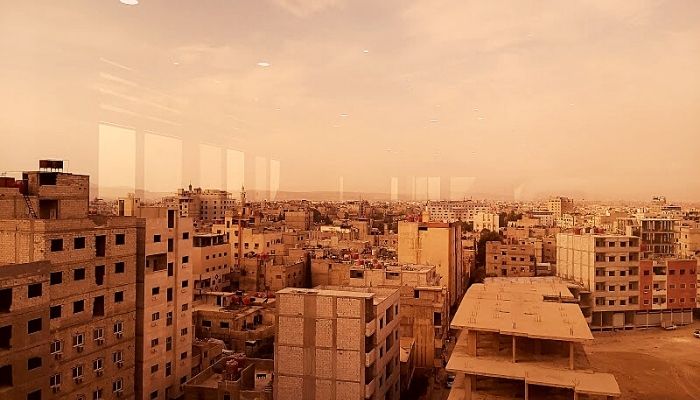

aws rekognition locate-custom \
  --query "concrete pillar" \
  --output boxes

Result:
[524,382,529,400]
[464,373,474,400]
[569,342,574,370]
[512,336,516,363]
[573,390,579,400]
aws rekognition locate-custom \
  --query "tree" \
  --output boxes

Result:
[476,229,503,267]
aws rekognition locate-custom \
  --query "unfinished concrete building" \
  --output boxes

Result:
[446,278,620,400]
[275,286,401,400]
[0,164,137,400]
[485,241,537,277]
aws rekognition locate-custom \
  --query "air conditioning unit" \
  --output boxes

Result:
[74,377,83,384]
[51,385,61,393]
[53,352,63,360]
[116,332,123,339]
[96,338,104,345]
[117,360,124,368]
[76,345,84,353]
[96,369,104,377]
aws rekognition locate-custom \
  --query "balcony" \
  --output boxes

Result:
[365,348,376,367]
[365,319,376,337]
[365,378,376,399]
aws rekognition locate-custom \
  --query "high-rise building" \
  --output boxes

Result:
[485,241,537,277]
[547,196,574,220]
[119,205,194,400]
[275,286,401,400]
[0,164,137,400]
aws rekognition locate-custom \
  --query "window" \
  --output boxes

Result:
[28,283,42,298]
[152,312,160,321]
[183,232,189,240]
[182,256,189,264]
[50,340,62,354]
[50,271,62,285]
[112,351,123,363]
[28,318,42,334]
[181,280,189,288]
[74,268,85,281]
[150,364,159,374]
[167,262,174,277]
[151,338,159,348]
[152,287,160,296]
[50,373,61,387]
[167,288,173,302]
[180,351,188,360]
[114,291,124,303]
[94,327,104,341]
[202,320,212,327]
[181,328,188,336]
[180,376,188,384]
[220,321,230,329]
[150,391,158,400]
[27,357,42,370]
[93,358,103,372]
[115,262,125,273]
[168,238,174,252]
[115,234,125,245]
[153,234,161,243]
[112,378,123,393]
[181,303,189,311]
[166,337,172,351]
[73,333,84,347]
[93,296,104,317]
[72,365,84,378]
[73,300,85,314]
[166,312,173,326]
[74,237,86,249]
[50,305,62,319]
[93,389,103,400]
[50,239,63,252]
[113,321,123,335]
[165,362,172,377]
[27,390,41,400]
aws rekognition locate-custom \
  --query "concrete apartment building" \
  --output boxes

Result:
[485,241,537,277]
[426,201,489,223]
[473,212,499,232]
[285,210,312,230]
[547,196,574,219]
[628,218,678,259]
[310,263,449,370]
[678,224,700,258]
[192,292,275,355]
[183,355,273,400]
[446,278,620,400]
[275,286,401,400]
[167,186,234,224]
[557,233,696,329]
[0,165,137,400]
[398,221,463,307]
[192,233,232,296]
[121,205,194,400]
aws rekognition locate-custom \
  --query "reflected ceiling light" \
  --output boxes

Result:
[363,49,369,53]
[119,0,139,5]
[339,113,348,117]
[257,62,270,67]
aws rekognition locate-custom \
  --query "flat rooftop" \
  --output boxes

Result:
[480,277,576,301]
[451,282,593,342]
[447,333,620,397]
[278,285,397,305]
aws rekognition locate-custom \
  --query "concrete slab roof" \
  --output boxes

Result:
[447,335,620,397]
[451,282,593,342]
[481,277,576,301]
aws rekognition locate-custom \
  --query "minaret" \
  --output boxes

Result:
[240,186,248,217]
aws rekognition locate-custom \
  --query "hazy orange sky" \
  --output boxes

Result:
[1,1,699,200]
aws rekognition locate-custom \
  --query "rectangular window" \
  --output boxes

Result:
[112,351,123,363]
[74,268,85,281]
[181,280,189,288]
[166,312,173,326]
[112,378,123,393]
[152,287,160,296]
[115,262,125,273]
[114,291,124,303]
[115,234,125,245]
[180,351,187,360]
[74,237,86,249]
[154,234,161,243]
[113,321,123,334]
[27,283,42,298]
[182,256,189,264]
[150,364,158,374]
[50,305,62,319]
[181,303,188,311]
[73,333,84,347]
[73,300,85,314]
[183,232,189,240]
[151,338,159,348]
[72,365,83,378]
[94,327,104,341]
[166,337,172,351]
[152,312,160,321]
[50,373,61,387]
[27,356,42,370]
[50,340,62,354]
[50,239,63,252]
[165,362,172,377]
[93,358,103,372]
[50,271,62,285]
[28,318,42,334]
[181,327,188,336]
